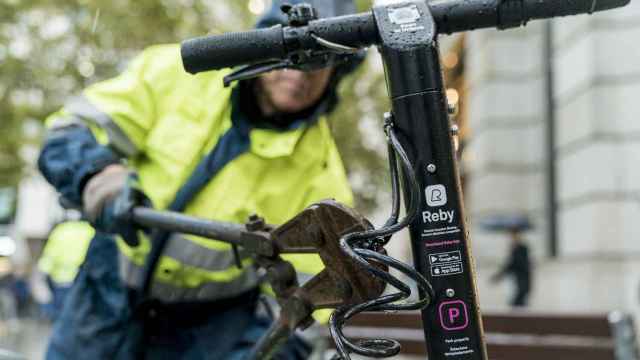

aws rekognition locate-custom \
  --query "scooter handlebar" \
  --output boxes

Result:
[181,0,630,73]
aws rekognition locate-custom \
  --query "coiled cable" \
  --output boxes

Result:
[329,120,435,359]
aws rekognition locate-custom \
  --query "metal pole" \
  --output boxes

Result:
[544,19,559,258]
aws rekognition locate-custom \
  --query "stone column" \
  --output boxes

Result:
[553,3,640,257]
[464,22,548,263]
[552,1,640,323]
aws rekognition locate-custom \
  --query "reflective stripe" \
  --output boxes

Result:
[164,233,250,271]
[47,115,84,131]
[43,115,92,144]
[297,272,314,287]
[65,96,139,157]
[119,253,258,303]
[119,233,257,302]
[119,232,317,303]
[119,253,144,288]
[150,269,258,303]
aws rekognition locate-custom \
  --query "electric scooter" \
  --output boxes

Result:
[127,0,631,358]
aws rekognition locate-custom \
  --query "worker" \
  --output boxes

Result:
[37,219,94,320]
[37,0,363,359]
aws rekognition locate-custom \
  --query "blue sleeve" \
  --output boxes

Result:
[38,125,121,208]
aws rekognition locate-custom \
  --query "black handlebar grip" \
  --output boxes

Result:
[521,0,630,20]
[181,25,286,74]
[431,0,630,34]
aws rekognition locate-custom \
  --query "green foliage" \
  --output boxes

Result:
[1,0,388,212]
[330,55,390,211]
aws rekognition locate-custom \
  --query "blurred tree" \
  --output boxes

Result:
[1,0,389,213]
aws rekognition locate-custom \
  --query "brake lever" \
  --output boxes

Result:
[223,60,290,87]
[222,57,324,87]
[223,43,358,87]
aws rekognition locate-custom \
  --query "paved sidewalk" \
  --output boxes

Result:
[0,318,51,359]
[0,319,424,360]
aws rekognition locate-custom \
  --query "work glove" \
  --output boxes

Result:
[83,164,151,246]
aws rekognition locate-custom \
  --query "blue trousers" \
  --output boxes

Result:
[46,234,310,360]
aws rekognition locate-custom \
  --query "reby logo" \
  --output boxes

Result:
[426,185,447,207]
[422,209,455,224]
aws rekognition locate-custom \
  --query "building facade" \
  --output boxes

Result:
[465,2,640,320]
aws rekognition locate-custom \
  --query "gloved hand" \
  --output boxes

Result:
[83,164,151,246]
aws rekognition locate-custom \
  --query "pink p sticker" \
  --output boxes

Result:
[439,300,469,331]
[448,307,461,324]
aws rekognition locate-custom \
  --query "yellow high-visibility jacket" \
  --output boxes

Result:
[46,44,353,321]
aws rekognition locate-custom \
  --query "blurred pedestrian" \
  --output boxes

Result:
[37,0,363,359]
[37,216,94,321]
[481,215,533,307]
[0,227,24,329]
[491,229,532,307]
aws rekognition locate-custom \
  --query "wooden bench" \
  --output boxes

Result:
[325,310,639,360]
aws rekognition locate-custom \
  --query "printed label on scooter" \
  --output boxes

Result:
[388,4,420,25]
[429,251,464,277]
[444,336,476,357]
[439,301,476,357]
[429,251,462,264]
[421,224,461,239]
[432,262,463,277]
[387,4,426,33]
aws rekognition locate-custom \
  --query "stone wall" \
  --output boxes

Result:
[464,21,548,262]
[464,2,640,318]
[553,2,640,257]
